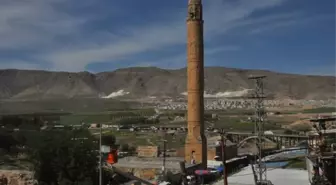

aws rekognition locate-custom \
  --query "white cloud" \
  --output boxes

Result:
[248,14,334,34]
[249,20,298,34]
[42,20,187,71]
[134,45,241,69]
[203,0,286,36]
[40,0,287,71]
[0,0,331,72]
[0,0,87,50]
[0,60,43,70]
[205,46,241,55]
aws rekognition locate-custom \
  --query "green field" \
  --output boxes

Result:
[60,109,156,125]
[99,130,185,149]
[0,98,144,114]
[302,107,336,113]
[286,159,306,169]
[281,107,336,114]
[162,109,255,116]
[213,117,282,131]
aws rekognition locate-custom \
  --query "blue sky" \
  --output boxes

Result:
[0,0,335,75]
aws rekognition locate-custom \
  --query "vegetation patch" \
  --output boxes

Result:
[286,159,306,169]
[214,117,282,131]
[60,109,156,125]
[302,107,336,113]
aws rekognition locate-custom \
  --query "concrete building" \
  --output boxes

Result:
[155,99,336,110]
[176,136,238,161]
[112,157,199,180]
[137,146,159,158]
[207,136,238,161]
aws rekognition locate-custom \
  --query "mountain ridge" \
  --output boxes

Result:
[0,67,335,100]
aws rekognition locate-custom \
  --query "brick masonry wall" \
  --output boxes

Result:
[137,146,159,158]
[116,167,180,180]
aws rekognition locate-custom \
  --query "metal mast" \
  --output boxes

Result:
[310,117,334,185]
[218,128,228,185]
[99,124,102,185]
[248,75,273,185]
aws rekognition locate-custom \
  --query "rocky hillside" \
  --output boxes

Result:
[0,67,335,100]
[0,170,35,185]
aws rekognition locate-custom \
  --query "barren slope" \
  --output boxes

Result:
[0,67,334,100]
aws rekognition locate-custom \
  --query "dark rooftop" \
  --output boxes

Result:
[310,116,336,122]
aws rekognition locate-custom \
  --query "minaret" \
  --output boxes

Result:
[185,0,207,168]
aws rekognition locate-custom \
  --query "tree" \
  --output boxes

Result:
[162,171,182,185]
[101,135,116,146]
[1,116,22,128]
[12,132,27,146]
[0,131,17,152]
[29,135,59,185]
[29,129,98,185]
[118,117,146,126]
[120,144,129,152]
[284,129,294,135]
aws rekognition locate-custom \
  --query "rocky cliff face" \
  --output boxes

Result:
[0,170,35,185]
[0,67,335,100]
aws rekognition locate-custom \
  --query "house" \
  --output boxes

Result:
[206,136,238,161]
[89,123,98,128]
[175,136,238,161]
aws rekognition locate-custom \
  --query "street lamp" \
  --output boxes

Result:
[218,128,228,185]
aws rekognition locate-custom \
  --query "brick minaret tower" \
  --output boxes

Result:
[184,0,207,168]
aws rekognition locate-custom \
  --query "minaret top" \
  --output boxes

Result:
[187,0,202,21]
[188,0,201,4]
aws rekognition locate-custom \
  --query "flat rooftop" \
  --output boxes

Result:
[310,117,336,122]
[308,128,336,135]
[114,156,247,171]
[213,167,309,185]
[207,136,236,148]
[113,157,196,170]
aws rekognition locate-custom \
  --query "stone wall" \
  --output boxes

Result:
[137,146,159,158]
[0,170,35,185]
[207,148,217,160]
[116,167,174,180]
[116,164,200,181]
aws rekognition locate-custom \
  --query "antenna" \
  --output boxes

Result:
[248,75,273,185]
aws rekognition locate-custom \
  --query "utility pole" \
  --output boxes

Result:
[161,139,167,175]
[156,138,168,183]
[158,131,168,177]
[219,129,228,185]
[251,162,258,185]
[248,75,273,185]
[310,117,334,185]
[99,124,102,185]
